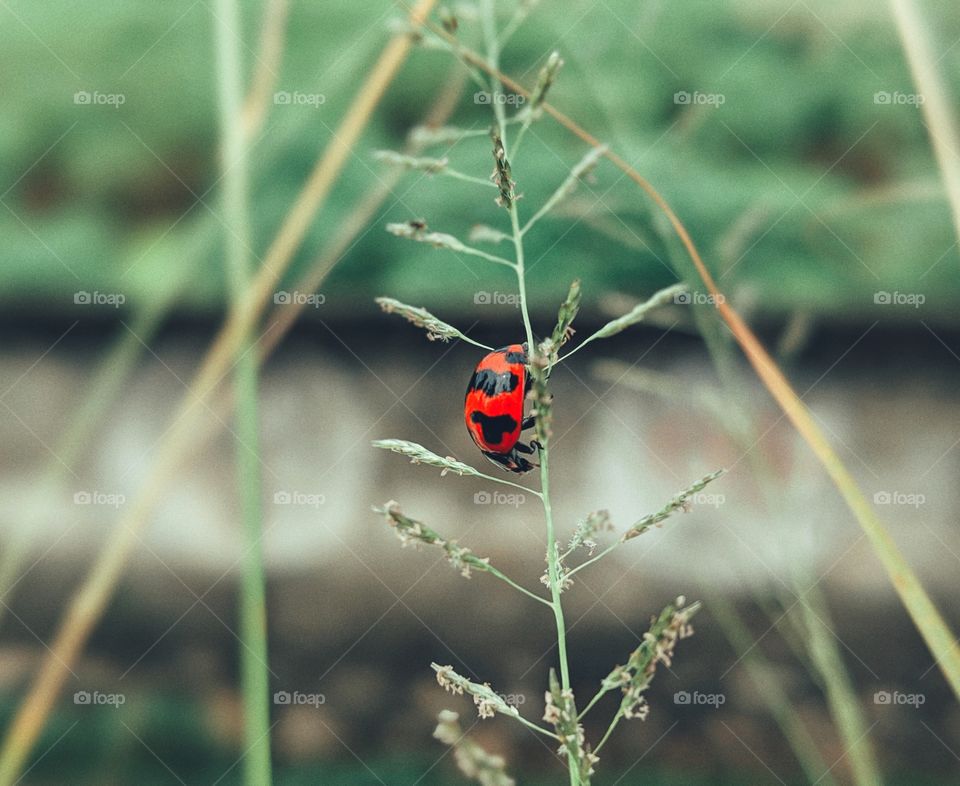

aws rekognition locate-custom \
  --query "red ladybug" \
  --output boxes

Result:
[464,343,538,474]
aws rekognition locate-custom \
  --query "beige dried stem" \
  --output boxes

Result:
[241,0,290,139]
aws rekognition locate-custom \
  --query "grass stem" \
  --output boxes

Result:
[213,0,272,782]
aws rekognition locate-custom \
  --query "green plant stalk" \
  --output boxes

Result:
[796,596,877,786]
[484,564,553,608]
[214,1,272,783]
[508,155,581,786]
[540,447,579,786]
[479,5,578,778]
[509,178,579,786]
[593,707,622,755]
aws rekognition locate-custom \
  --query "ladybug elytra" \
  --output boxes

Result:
[464,343,539,474]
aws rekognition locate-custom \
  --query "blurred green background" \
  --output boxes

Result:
[3,0,958,323]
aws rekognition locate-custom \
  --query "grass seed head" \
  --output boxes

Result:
[529,51,564,114]
[376,296,465,342]
[490,130,516,209]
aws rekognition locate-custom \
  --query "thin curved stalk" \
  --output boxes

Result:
[484,564,553,608]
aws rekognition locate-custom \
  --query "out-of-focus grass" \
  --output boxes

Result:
[212,0,272,782]
[2,0,958,321]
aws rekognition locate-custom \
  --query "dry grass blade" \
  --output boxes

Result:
[241,0,289,138]
[0,3,437,781]
[419,28,960,701]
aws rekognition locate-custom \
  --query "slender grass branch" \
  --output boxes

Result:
[442,168,499,189]
[519,147,606,236]
[576,687,608,722]
[553,282,687,366]
[516,716,562,740]
[481,0,510,158]
[510,209,536,350]
[592,713,621,755]
[461,246,515,267]
[410,116,524,148]
[484,564,553,607]
[564,542,618,580]
[371,438,540,496]
[387,224,517,268]
[373,151,496,189]
[476,471,541,496]
[498,0,536,48]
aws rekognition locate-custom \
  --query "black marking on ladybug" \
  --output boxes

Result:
[467,369,520,397]
[470,411,519,444]
[503,348,527,364]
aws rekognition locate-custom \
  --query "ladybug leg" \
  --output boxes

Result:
[521,415,536,430]
[482,451,517,471]
[513,440,536,455]
[482,449,538,474]
[507,449,538,474]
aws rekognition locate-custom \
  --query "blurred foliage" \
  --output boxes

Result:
[0,690,947,785]
[2,0,959,326]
